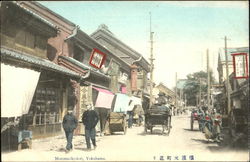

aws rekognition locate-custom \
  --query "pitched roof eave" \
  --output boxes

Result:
[1,47,81,78]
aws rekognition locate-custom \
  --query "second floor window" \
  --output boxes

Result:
[15,29,46,50]
[73,46,84,62]
[16,29,35,49]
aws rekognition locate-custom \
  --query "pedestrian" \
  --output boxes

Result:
[82,105,99,150]
[127,110,134,128]
[62,109,78,153]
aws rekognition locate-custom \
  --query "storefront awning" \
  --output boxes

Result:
[93,87,114,109]
[127,96,142,111]
[113,93,131,113]
[1,63,40,117]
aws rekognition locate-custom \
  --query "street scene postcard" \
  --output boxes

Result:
[1,1,249,162]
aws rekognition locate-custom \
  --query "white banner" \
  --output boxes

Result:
[1,63,40,117]
[127,96,142,111]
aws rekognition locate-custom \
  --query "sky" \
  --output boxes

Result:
[40,1,249,89]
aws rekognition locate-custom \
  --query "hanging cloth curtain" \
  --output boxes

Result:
[93,87,114,109]
[1,63,40,117]
[127,96,142,111]
[113,93,131,113]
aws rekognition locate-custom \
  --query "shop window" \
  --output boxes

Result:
[29,87,60,125]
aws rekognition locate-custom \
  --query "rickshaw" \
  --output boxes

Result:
[144,104,172,135]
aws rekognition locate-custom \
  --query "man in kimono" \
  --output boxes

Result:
[82,105,99,150]
[62,110,78,153]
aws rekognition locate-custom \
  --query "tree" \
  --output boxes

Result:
[182,70,216,106]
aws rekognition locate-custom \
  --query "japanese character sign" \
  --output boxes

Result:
[89,48,106,69]
[231,53,249,79]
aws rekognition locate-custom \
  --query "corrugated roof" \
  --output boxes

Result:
[1,47,80,78]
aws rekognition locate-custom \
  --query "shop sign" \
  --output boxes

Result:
[231,53,249,79]
[118,72,128,84]
[89,48,106,69]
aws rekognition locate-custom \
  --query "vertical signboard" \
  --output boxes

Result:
[231,53,249,79]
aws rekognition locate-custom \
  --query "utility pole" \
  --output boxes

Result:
[196,95,199,107]
[207,49,211,110]
[180,88,182,109]
[184,94,186,108]
[149,12,155,107]
[199,78,201,107]
[175,72,178,108]
[224,36,231,115]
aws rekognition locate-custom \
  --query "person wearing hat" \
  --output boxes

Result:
[82,105,99,150]
[62,109,78,153]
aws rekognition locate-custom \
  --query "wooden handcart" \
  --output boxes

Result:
[109,112,127,135]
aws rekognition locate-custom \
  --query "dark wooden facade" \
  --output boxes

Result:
[0,2,83,142]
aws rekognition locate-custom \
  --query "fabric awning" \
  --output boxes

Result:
[93,87,114,109]
[127,96,142,111]
[113,93,131,113]
[1,63,40,117]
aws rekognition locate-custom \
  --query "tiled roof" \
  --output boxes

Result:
[59,55,90,70]
[1,47,81,78]
[219,47,249,62]
[91,25,150,71]
[12,1,58,30]
[59,56,110,80]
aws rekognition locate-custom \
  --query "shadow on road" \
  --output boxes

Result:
[53,147,67,153]
[138,129,169,136]
[183,128,200,132]
[74,147,92,151]
[110,132,126,136]
[192,138,248,152]
[191,138,215,144]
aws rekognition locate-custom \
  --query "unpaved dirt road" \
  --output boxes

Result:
[2,114,249,161]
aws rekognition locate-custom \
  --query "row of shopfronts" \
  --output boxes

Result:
[1,1,150,150]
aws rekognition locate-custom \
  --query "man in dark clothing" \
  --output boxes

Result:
[62,110,78,152]
[127,110,134,128]
[82,106,99,150]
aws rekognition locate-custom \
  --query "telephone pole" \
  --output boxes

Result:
[184,94,186,108]
[149,12,155,107]
[199,78,201,107]
[207,49,211,110]
[224,36,231,115]
[175,72,178,108]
